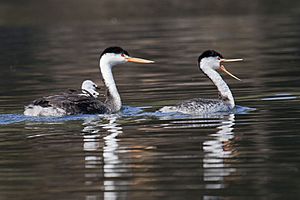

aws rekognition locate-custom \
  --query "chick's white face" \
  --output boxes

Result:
[101,53,128,66]
[200,56,221,70]
[82,80,97,90]
[82,80,99,98]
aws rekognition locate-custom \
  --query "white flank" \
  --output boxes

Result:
[24,105,66,117]
[159,106,176,113]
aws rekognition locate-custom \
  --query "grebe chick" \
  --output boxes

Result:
[24,47,154,116]
[160,50,243,115]
[81,80,99,98]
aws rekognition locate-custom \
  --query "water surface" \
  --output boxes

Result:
[1,12,300,200]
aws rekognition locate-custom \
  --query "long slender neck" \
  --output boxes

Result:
[100,59,122,113]
[200,65,235,108]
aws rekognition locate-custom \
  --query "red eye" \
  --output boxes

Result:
[121,54,125,57]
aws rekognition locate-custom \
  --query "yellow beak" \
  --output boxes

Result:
[220,58,243,62]
[219,58,243,81]
[126,57,154,64]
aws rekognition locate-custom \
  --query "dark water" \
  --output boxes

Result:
[1,4,300,200]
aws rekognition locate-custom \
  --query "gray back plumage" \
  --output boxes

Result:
[172,98,231,114]
[30,90,109,115]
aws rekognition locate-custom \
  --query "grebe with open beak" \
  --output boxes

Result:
[160,50,242,115]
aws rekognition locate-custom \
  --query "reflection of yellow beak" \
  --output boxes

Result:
[219,58,243,81]
[126,57,154,64]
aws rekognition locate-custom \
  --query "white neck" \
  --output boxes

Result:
[200,65,235,109]
[100,59,122,112]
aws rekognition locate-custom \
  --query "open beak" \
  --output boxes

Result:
[219,58,243,81]
[126,57,154,64]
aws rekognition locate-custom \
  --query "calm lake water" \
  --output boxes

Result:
[1,6,300,200]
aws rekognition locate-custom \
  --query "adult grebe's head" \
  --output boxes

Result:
[100,47,154,67]
[198,50,243,81]
[81,80,99,98]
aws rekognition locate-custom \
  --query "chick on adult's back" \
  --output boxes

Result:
[24,80,103,116]
[24,47,154,116]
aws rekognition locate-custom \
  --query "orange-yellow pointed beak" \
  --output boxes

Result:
[220,65,241,81]
[126,57,154,64]
[220,58,243,62]
[219,58,243,81]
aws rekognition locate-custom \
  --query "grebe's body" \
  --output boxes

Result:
[24,47,154,116]
[160,98,232,115]
[24,80,106,116]
[160,50,242,115]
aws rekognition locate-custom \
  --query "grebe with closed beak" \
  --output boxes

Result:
[24,47,154,116]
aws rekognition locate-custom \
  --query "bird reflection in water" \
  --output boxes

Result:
[160,113,237,193]
[82,115,123,200]
[203,114,236,191]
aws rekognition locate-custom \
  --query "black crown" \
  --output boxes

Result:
[198,50,223,63]
[100,47,130,57]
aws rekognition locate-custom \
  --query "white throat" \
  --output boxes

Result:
[100,57,122,112]
[200,62,235,108]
